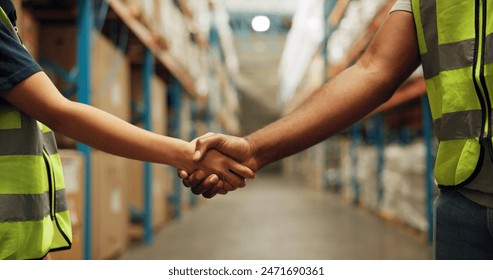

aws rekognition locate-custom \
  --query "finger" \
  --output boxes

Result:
[190,132,215,145]
[184,170,206,188]
[182,179,191,188]
[202,181,224,199]
[228,161,256,179]
[217,187,228,195]
[222,181,238,192]
[190,174,220,195]
[178,169,189,179]
[222,171,247,189]
[193,134,224,161]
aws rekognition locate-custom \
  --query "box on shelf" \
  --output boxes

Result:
[12,3,40,59]
[39,25,77,91]
[124,0,155,28]
[130,68,168,134]
[92,31,131,121]
[91,151,130,260]
[128,160,172,241]
[39,26,130,120]
[151,75,168,135]
[39,27,131,149]
[50,149,85,260]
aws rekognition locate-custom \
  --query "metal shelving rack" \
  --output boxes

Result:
[75,0,162,259]
[76,0,93,260]
[325,0,435,243]
[21,0,218,259]
[283,0,436,243]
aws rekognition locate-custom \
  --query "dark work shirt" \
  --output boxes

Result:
[0,1,42,93]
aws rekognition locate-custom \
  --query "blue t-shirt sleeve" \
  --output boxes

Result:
[0,20,42,93]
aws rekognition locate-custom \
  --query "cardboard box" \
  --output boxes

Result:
[39,27,131,121]
[39,25,76,74]
[128,160,171,238]
[40,27,131,149]
[51,150,85,260]
[124,0,155,27]
[152,164,169,228]
[130,67,167,135]
[38,24,75,98]
[151,75,167,135]
[91,151,129,260]
[19,9,39,59]
[11,0,39,59]
[92,31,131,121]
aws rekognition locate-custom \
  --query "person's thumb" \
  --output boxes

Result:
[193,134,224,162]
[190,132,215,145]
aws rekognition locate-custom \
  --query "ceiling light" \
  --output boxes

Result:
[251,15,271,32]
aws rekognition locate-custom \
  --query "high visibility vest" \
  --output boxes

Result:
[411,0,493,188]
[0,6,72,260]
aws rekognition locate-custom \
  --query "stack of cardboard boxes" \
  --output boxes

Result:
[51,150,85,260]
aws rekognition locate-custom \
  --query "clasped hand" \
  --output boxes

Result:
[178,133,258,198]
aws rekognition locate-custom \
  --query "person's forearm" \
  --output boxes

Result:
[1,71,194,171]
[49,100,194,170]
[245,12,420,170]
[245,63,396,169]
[4,71,255,193]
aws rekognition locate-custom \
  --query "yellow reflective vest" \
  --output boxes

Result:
[412,0,493,188]
[0,6,72,259]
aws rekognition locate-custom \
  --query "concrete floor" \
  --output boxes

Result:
[119,173,433,260]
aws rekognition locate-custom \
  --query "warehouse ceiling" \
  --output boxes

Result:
[222,0,300,15]
[222,0,299,137]
[219,0,301,173]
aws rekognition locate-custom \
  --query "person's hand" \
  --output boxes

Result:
[177,133,256,198]
[182,148,255,198]
[180,133,258,194]
[193,133,257,168]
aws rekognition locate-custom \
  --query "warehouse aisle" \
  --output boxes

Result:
[120,173,433,260]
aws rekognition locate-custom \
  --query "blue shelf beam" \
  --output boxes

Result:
[322,0,338,60]
[76,0,93,260]
[142,48,155,244]
[168,78,184,218]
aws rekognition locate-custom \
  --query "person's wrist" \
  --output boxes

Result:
[243,136,261,172]
[171,140,195,171]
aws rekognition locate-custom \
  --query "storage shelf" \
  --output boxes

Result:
[326,0,426,117]
[284,1,421,116]
[108,0,202,101]
[18,0,224,259]
[24,0,203,102]
[281,0,435,244]
[327,1,395,78]
[328,0,350,27]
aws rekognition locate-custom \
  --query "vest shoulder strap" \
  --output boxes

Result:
[0,6,21,44]
[0,0,15,23]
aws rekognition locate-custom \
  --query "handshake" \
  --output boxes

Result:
[177,132,260,198]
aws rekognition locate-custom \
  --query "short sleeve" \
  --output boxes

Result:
[0,20,42,93]
[390,0,412,13]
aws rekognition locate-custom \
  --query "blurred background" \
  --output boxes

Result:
[13,0,433,259]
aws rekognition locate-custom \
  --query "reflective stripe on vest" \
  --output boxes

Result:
[412,0,493,187]
[0,189,68,222]
[0,7,72,260]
